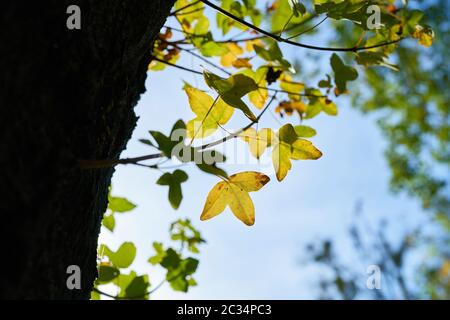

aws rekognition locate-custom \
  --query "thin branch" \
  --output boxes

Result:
[200,0,403,52]
[151,56,203,75]
[79,94,277,169]
[215,14,318,44]
[286,16,328,40]
[279,13,295,37]
[174,44,232,75]
[197,93,277,151]
[147,58,325,98]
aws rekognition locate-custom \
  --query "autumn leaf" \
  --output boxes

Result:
[184,87,234,138]
[413,25,434,47]
[279,73,305,101]
[221,43,244,67]
[245,38,264,52]
[232,58,253,69]
[275,100,307,116]
[240,128,274,159]
[240,67,268,109]
[200,172,270,226]
[203,71,258,121]
[272,124,322,181]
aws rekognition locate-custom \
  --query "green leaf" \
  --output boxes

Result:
[150,120,187,158]
[196,163,228,179]
[139,139,156,147]
[289,0,306,17]
[167,258,199,292]
[113,271,137,298]
[203,71,258,121]
[330,53,358,94]
[100,242,137,268]
[170,219,205,253]
[97,265,120,283]
[125,275,150,299]
[90,290,100,300]
[108,196,136,213]
[148,242,166,265]
[156,170,189,209]
[200,42,229,57]
[355,52,399,70]
[161,248,182,270]
[294,125,317,138]
[254,42,292,71]
[102,213,115,232]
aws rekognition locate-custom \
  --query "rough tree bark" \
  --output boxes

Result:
[0,1,174,299]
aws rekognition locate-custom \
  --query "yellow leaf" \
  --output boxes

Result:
[185,87,234,138]
[175,0,205,24]
[228,171,271,192]
[275,100,307,116]
[227,183,255,226]
[279,74,305,101]
[245,39,264,52]
[200,171,270,226]
[322,99,338,116]
[220,43,244,67]
[413,26,433,48]
[200,181,228,221]
[271,124,322,181]
[232,58,253,69]
[240,128,274,159]
[240,68,268,109]
[272,143,292,182]
[290,139,322,160]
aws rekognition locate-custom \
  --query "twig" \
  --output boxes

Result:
[79,94,277,169]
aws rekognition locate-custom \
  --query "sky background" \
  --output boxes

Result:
[98,9,428,300]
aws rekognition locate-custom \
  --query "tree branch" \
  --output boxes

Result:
[200,0,403,52]
[79,94,278,169]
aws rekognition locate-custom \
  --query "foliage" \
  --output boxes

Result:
[93,191,204,300]
[135,0,434,226]
[89,0,444,299]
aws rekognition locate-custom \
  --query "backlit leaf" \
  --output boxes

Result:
[200,171,270,225]
[185,87,234,138]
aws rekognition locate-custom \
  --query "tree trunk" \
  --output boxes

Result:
[0,0,174,299]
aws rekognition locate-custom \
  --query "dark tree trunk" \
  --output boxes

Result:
[0,0,174,299]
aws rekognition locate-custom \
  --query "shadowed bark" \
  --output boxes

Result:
[0,0,174,299]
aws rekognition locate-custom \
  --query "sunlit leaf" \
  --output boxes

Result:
[200,171,270,225]
[272,124,322,181]
[100,242,137,268]
[203,71,258,121]
[240,128,274,159]
[185,87,234,138]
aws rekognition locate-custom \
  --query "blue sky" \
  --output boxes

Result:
[98,13,427,299]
